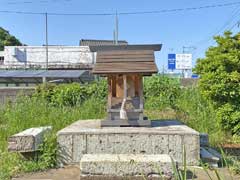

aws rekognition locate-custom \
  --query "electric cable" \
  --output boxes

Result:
[0,1,240,16]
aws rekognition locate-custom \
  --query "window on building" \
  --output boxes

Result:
[0,56,4,65]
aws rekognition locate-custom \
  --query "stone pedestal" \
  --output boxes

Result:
[57,119,200,166]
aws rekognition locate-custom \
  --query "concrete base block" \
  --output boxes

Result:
[57,119,200,166]
[80,154,174,179]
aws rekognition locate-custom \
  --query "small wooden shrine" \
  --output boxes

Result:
[90,44,162,127]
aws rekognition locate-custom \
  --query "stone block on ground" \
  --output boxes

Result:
[200,147,220,167]
[57,119,200,166]
[8,126,52,152]
[200,133,209,147]
[80,154,174,179]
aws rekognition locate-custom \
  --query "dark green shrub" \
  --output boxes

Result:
[34,81,107,107]
[195,31,240,134]
[144,75,181,110]
[216,104,240,135]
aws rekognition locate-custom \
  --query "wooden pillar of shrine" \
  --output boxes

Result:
[103,73,150,127]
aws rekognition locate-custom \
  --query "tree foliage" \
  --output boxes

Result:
[195,31,240,135]
[0,27,22,51]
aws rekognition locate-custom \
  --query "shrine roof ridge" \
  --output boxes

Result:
[89,44,162,52]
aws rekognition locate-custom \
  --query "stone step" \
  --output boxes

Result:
[80,154,175,179]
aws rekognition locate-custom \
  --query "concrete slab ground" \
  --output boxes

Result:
[57,119,200,166]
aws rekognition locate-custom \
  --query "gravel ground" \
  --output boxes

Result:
[12,165,240,180]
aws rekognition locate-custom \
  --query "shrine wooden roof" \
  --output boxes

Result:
[91,44,162,74]
[80,39,128,46]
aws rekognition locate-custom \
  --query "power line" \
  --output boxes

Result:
[228,20,240,31]
[191,5,240,51]
[212,6,240,36]
[0,10,44,15]
[119,1,240,15]
[0,1,240,16]
[4,0,71,5]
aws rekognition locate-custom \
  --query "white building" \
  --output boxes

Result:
[0,46,95,69]
[0,40,128,86]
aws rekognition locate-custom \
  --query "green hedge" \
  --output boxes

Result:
[34,81,107,106]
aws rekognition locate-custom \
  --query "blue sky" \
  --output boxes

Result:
[1,0,240,70]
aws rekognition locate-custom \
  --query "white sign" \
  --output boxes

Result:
[176,53,192,70]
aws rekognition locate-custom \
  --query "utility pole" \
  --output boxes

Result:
[182,46,196,53]
[182,46,196,78]
[45,12,48,71]
[114,11,118,45]
[162,65,165,75]
[182,46,186,53]
[182,46,185,78]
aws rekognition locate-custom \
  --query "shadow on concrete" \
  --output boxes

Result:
[151,120,183,127]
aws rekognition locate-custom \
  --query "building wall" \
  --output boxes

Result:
[0,46,94,68]
[0,87,35,106]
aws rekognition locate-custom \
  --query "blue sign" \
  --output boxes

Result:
[191,74,199,79]
[168,54,176,70]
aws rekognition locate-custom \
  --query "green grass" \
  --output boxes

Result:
[0,77,239,179]
[0,96,106,150]
[0,95,106,180]
[174,87,227,146]
[145,86,226,146]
